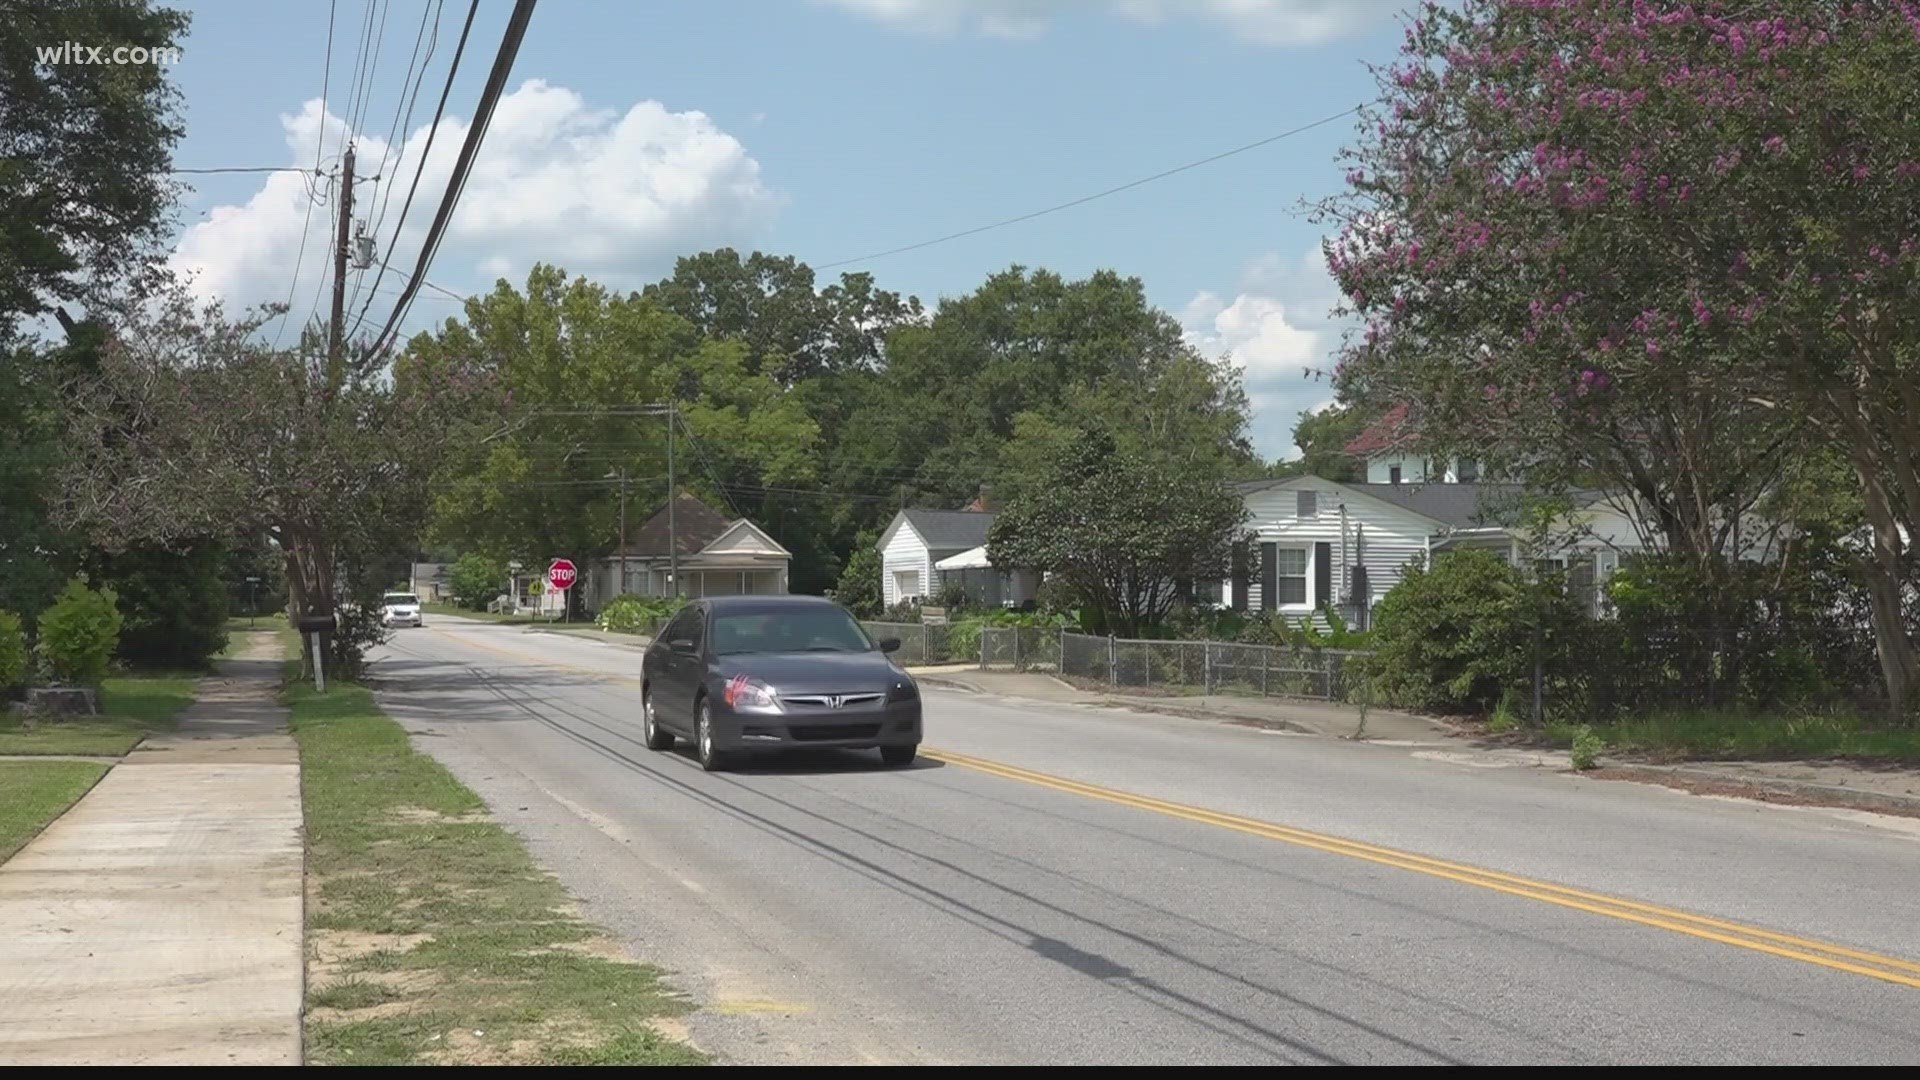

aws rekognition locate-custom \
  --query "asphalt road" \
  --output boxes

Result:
[369,618,1920,1066]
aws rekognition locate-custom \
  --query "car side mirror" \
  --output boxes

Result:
[670,638,697,655]
[879,637,902,654]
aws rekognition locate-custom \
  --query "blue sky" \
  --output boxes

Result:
[164,0,1413,457]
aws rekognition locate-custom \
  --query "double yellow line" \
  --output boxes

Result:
[923,748,1920,991]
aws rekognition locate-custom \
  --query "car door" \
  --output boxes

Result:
[656,605,705,731]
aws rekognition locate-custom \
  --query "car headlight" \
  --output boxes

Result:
[723,675,779,711]
[888,679,918,702]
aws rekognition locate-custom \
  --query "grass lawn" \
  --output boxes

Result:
[0,760,108,862]
[1542,710,1920,763]
[421,603,558,625]
[291,681,703,1066]
[0,673,198,756]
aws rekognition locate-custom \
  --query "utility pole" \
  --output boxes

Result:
[616,467,629,597]
[327,143,357,386]
[667,402,678,597]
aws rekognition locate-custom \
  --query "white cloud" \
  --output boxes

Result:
[820,0,1388,45]
[1181,246,1348,460]
[170,80,779,331]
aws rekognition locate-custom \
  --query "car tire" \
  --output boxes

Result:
[880,744,917,768]
[641,690,674,751]
[695,698,728,772]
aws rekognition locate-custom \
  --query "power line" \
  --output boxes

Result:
[346,0,434,324]
[270,0,338,350]
[674,408,743,518]
[349,0,485,346]
[359,2,445,301]
[172,165,319,175]
[365,0,537,360]
[815,103,1364,271]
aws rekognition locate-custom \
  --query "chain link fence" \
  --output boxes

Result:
[860,621,957,665]
[978,626,1063,671]
[1047,631,1368,702]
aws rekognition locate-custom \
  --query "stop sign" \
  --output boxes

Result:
[547,558,577,592]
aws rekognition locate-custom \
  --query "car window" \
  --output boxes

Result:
[713,607,872,655]
[660,606,702,647]
[384,594,418,606]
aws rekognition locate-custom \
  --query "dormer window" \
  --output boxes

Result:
[1389,464,1402,485]
[1297,490,1318,519]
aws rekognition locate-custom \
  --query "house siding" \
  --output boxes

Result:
[880,522,933,606]
[1230,478,1435,617]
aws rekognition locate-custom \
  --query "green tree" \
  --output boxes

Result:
[409,265,819,600]
[37,576,122,685]
[448,552,505,611]
[832,532,882,618]
[989,429,1246,636]
[1,0,189,338]
[88,541,227,666]
[0,609,26,691]
[1327,0,1919,711]
[1271,404,1369,482]
[57,294,473,677]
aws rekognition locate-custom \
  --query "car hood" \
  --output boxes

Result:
[714,650,906,693]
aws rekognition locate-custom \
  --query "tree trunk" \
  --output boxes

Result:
[1845,450,1917,721]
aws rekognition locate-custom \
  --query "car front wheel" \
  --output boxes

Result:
[642,690,674,751]
[696,699,728,772]
[880,744,917,768]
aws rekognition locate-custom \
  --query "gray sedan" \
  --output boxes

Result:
[640,595,922,772]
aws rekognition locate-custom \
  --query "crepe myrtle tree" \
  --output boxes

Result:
[1324,0,1920,715]
[54,293,488,675]
[988,428,1245,637]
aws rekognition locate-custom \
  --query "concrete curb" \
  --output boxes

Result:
[1595,761,1920,817]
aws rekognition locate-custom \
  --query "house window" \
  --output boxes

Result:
[892,569,921,601]
[1275,547,1308,605]
[1457,458,1479,482]
[1296,491,1318,519]
[1389,464,1402,485]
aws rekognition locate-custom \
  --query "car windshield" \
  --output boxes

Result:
[711,607,873,655]
[384,594,418,606]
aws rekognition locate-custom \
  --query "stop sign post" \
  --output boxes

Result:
[547,558,577,623]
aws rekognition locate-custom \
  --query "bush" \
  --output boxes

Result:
[92,543,229,667]
[599,595,680,635]
[1368,549,1577,714]
[37,577,124,685]
[834,536,883,619]
[1569,724,1603,770]
[449,552,506,611]
[0,609,26,692]
[881,599,921,623]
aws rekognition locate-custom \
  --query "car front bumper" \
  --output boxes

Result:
[384,614,423,627]
[714,700,921,752]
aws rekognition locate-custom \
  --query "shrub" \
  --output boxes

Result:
[931,579,971,612]
[37,577,124,685]
[881,599,921,623]
[599,595,679,635]
[1368,549,1577,714]
[92,543,229,667]
[834,536,883,619]
[1569,724,1603,770]
[448,552,506,611]
[0,609,26,692]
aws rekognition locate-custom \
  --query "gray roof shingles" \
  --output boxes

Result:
[901,508,997,550]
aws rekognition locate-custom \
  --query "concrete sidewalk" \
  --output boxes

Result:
[911,666,1451,743]
[0,640,303,1066]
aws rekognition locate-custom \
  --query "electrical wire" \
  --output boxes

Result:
[269,0,338,350]
[815,103,1364,270]
[364,0,538,360]
[348,0,484,347]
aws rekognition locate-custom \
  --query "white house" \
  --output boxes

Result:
[589,492,791,606]
[1228,476,1655,624]
[878,508,1027,607]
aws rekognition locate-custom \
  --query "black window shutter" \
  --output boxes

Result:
[1314,542,1332,610]
[1230,541,1249,612]
[1260,542,1277,613]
